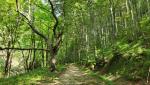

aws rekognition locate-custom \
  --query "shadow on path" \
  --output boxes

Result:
[36,64,105,85]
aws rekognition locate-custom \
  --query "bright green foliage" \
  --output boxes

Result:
[0,65,66,84]
[57,0,150,80]
[0,0,150,83]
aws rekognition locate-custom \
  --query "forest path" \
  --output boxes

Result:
[37,64,105,85]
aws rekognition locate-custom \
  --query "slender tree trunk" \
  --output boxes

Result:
[4,41,11,76]
[109,0,116,40]
[41,40,45,67]
[46,43,49,66]
[147,0,150,15]
[31,34,36,69]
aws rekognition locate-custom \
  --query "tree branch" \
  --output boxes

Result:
[16,0,48,41]
[48,0,64,53]
[34,3,50,12]
[48,0,59,37]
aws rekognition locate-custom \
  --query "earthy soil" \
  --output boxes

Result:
[36,64,104,85]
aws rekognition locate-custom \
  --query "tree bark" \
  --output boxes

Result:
[50,54,56,72]
[4,41,11,76]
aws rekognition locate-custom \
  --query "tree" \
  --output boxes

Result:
[15,0,63,71]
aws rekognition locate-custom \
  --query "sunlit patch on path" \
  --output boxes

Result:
[37,64,104,85]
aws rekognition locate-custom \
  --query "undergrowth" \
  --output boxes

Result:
[0,64,66,85]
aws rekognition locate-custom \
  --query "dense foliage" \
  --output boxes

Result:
[0,0,150,84]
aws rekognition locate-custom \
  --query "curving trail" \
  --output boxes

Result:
[37,64,104,85]
[35,64,150,85]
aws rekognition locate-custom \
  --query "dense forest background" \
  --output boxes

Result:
[0,0,150,84]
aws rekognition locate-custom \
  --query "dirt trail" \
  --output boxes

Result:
[38,64,104,85]
[35,64,150,85]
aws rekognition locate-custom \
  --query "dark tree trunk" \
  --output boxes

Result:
[46,44,49,66]
[4,50,11,76]
[4,41,11,76]
[41,40,45,67]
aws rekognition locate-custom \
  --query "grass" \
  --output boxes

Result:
[88,72,116,85]
[0,64,66,85]
[78,65,116,85]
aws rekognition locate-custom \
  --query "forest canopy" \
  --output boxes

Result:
[0,0,150,84]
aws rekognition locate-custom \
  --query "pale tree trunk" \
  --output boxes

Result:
[109,0,116,40]
[147,0,150,15]
[50,54,56,72]
[48,42,57,72]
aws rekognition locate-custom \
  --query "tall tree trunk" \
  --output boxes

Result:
[109,0,116,40]
[147,0,150,15]
[4,41,11,76]
[46,43,49,66]
[41,39,45,67]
